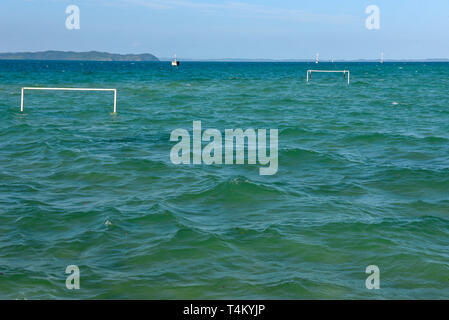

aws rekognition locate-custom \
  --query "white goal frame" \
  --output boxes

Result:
[307,70,350,85]
[20,87,117,113]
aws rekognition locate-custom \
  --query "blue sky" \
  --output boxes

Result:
[1,0,449,59]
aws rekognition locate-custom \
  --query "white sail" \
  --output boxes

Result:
[172,53,179,66]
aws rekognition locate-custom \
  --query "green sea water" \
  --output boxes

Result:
[0,61,448,299]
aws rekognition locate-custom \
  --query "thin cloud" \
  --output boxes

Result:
[118,0,358,23]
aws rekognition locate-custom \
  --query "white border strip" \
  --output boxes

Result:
[20,87,117,113]
[307,70,350,84]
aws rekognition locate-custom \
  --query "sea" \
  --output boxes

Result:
[0,61,448,299]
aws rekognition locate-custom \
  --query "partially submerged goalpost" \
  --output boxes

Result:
[307,70,350,85]
[20,87,117,113]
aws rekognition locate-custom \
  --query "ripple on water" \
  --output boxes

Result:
[0,61,448,299]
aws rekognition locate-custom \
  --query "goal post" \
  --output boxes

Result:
[307,70,350,84]
[20,87,117,113]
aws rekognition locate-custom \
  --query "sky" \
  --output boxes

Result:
[1,0,449,60]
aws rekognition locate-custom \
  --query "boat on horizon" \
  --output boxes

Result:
[172,54,179,66]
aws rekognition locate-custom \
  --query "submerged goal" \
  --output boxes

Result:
[20,87,117,113]
[306,70,350,85]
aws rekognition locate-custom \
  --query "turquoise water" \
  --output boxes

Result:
[0,61,448,299]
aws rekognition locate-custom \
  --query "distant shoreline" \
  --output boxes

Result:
[159,58,449,62]
[0,51,448,62]
[3,59,448,63]
[0,50,159,61]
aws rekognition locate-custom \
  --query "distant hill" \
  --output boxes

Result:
[0,50,159,61]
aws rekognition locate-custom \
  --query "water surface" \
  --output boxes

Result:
[0,61,448,299]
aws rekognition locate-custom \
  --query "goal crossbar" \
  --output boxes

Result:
[20,87,117,113]
[307,70,350,84]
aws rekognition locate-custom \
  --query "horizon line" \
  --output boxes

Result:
[1,50,449,62]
